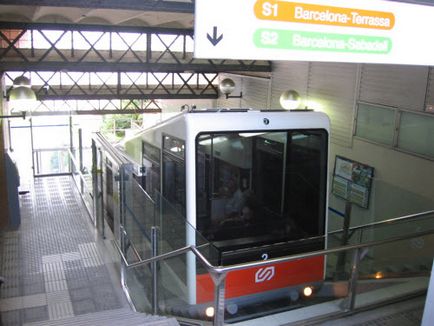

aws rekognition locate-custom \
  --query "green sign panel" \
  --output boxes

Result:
[253,29,392,54]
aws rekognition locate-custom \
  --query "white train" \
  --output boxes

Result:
[122,108,330,313]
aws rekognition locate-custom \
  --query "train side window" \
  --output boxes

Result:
[162,135,186,215]
[104,158,115,232]
[142,141,160,199]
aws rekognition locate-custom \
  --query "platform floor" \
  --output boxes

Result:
[0,176,128,325]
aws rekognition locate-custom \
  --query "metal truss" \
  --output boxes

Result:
[4,71,219,101]
[0,22,271,74]
[29,98,162,116]
[0,22,271,114]
[0,0,195,13]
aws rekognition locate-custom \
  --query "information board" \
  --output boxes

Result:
[194,0,434,65]
[332,156,374,209]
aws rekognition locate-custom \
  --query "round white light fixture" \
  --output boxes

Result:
[219,78,236,95]
[205,306,215,318]
[280,90,301,110]
[8,75,37,112]
[303,286,313,297]
[9,86,37,101]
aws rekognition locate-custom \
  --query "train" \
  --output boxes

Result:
[121,108,330,316]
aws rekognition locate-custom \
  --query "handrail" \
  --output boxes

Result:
[119,225,143,263]
[329,209,434,236]
[214,228,434,274]
[328,206,345,218]
[93,132,130,166]
[113,224,434,275]
[113,206,434,325]
[68,149,91,193]
[33,146,70,152]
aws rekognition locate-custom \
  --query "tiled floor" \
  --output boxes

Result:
[0,176,127,326]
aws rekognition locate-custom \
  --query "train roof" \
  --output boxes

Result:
[122,108,330,145]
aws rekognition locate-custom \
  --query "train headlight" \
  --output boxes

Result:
[303,286,313,297]
[375,271,384,279]
[205,307,215,318]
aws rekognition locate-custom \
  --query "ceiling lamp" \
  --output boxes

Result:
[280,90,301,110]
[8,75,37,114]
[219,78,243,99]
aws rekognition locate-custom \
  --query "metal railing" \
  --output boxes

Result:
[329,209,434,236]
[113,209,434,325]
[68,148,94,218]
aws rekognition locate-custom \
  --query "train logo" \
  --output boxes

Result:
[255,266,275,283]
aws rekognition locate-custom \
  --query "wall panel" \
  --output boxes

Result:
[307,62,359,147]
[240,77,269,109]
[359,64,429,111]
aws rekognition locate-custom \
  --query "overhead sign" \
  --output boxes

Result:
[194,0,434,65]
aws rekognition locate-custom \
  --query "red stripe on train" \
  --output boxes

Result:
[196,256,324,303]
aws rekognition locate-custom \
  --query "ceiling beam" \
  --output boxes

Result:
[0,0,194,13]
[36,93,218,101]
[0,62,271,73]
[31,108,162,116]
[0,21,193,35]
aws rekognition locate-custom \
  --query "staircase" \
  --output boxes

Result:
[24,308,180,326]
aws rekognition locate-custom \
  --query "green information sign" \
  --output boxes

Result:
[253,29,392,54]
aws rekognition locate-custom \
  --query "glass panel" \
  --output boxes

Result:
[155,192,218,261]
[124,257,153,312]
[162,152,185,215]
[123,165,156,260]
[31,116,71,176]
[142,141,161,200]
[122,164,155,312]
[356,103,395,145]
[70,150,93,216]
[398,111,434,158]
[196,129,328,265]
[358,211,434,245]
[156,253,214,323]
[33,149,70,175]
[31,116,70,149]
[354,235,432,309]
[121,169,219,320]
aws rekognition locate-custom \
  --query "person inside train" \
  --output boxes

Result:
[218,186,263,238]
[224,177,244,218]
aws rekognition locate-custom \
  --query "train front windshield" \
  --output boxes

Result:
[196,130,328,262]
